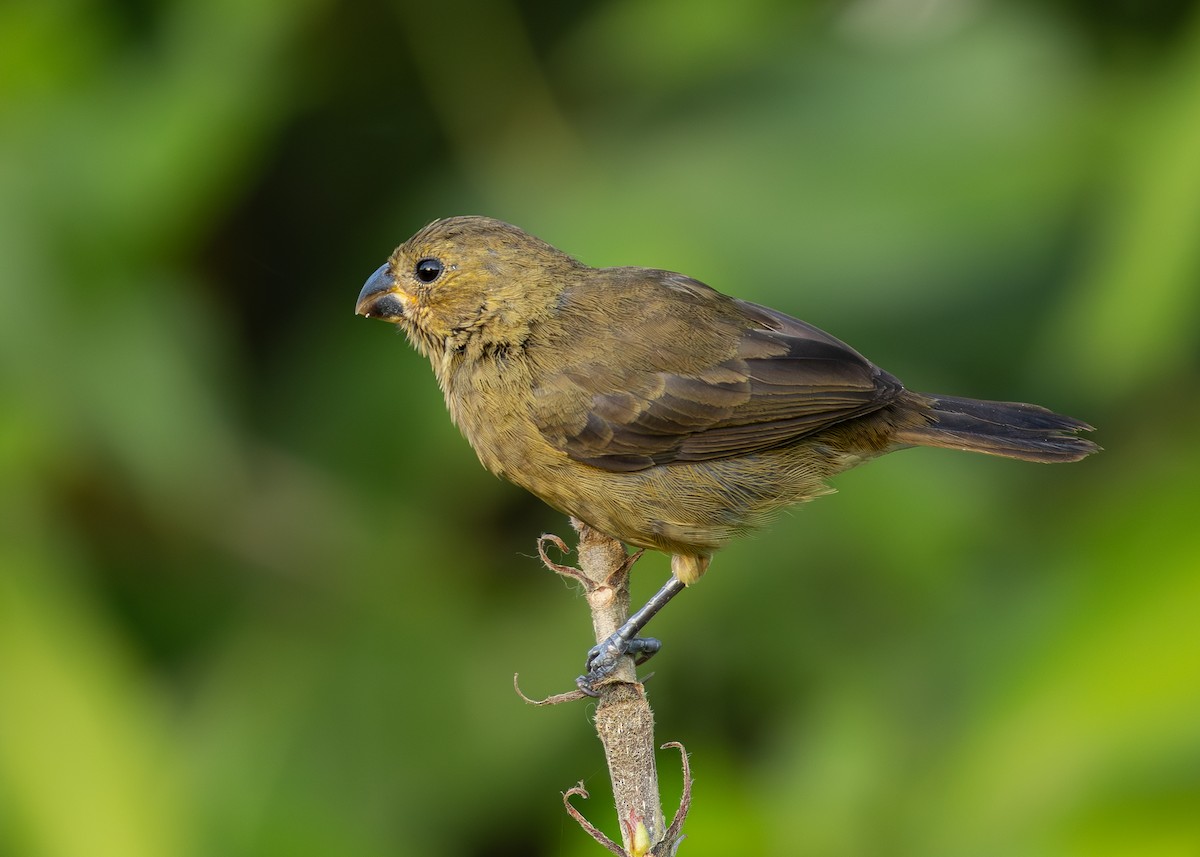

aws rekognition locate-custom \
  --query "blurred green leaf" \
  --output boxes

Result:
[0,557,190,857]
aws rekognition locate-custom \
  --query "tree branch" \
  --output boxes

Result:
[527,519,690,855]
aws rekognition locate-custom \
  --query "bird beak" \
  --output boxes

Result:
[356,264,409,321]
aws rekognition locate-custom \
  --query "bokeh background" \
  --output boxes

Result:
[2,0,1199,855]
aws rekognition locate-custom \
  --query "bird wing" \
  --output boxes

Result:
[528,271,904,472]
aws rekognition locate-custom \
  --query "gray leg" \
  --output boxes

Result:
[577,575,687,694]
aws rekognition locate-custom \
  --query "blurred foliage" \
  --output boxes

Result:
[2,0,1199,855]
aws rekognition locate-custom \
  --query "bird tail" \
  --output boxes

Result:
[893,393,1099,463]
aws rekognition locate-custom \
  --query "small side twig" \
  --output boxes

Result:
[538,533,590,584]
[563,783,627,857]
[657,743,693,855]
[513,673,589,706]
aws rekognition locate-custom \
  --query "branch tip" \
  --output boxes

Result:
[624,810,653,857]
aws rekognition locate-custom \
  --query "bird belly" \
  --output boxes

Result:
[515,441,841,558]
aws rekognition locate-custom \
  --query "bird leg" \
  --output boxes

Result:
[577,574,687,695]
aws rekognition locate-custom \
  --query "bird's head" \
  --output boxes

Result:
[356,215,582,360]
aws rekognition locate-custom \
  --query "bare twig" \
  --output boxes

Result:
[526,519,686,854]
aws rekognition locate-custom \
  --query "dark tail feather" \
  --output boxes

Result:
[894,393,1100,463]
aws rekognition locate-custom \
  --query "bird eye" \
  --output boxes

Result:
[415,258,444,283]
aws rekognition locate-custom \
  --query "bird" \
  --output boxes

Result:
[356,215,1098,690]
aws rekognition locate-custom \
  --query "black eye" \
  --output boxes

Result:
[415,258,443,283]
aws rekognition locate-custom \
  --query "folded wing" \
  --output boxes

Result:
[529,272,904,472]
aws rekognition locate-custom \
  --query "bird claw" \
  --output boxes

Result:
[575,633,662,696]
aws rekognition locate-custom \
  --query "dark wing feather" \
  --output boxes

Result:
[529,271,904,472]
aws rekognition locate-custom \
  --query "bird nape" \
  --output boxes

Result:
[356,215,1099,693]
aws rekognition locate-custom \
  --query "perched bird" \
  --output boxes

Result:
[356,216,1098,689]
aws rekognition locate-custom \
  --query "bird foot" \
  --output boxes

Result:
[575,633,661,696]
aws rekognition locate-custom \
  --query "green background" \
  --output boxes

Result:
[2,1,1198,855]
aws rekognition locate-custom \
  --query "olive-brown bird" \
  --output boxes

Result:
[356,216,1098,689]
